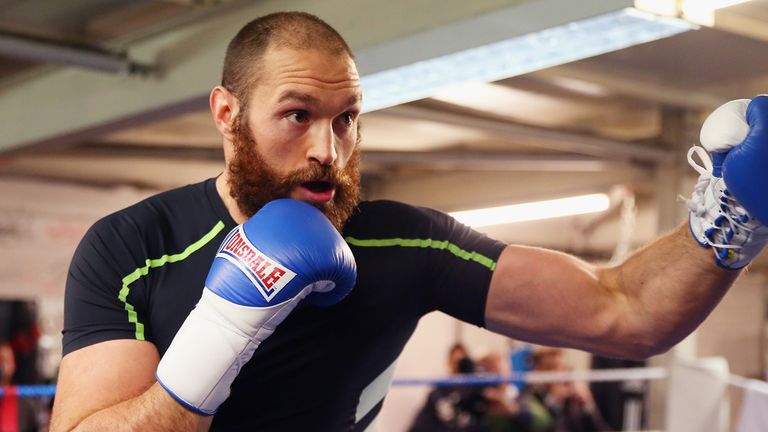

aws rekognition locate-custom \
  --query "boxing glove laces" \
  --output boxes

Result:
[686,96,768,269]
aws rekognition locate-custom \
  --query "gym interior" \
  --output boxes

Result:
[2,1,768,431]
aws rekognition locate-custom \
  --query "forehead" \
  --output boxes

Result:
[254,46,361,104]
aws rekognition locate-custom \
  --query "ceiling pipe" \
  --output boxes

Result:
[0,31,151,75]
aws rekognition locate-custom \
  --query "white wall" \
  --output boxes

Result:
[698,272,766,378]
[0,178,155,377]
[0,178,155,299]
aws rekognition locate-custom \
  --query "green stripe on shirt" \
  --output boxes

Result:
[119,220,226,340]
[344,237,497,271]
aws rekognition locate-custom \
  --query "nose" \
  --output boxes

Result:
[306,121,337,166]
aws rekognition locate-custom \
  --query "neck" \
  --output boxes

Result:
[215,172,249,224]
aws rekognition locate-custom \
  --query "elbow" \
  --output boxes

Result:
[597,338,671,361]
[630,330,690,360]
[620,339,673,361]
[620,315,700,360]
[594,338,658,361]
[595,314,677,360]
[615,325,676,360]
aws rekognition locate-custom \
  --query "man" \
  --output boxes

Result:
[0,342,40,432]
[50,11,768,432]
[410,349,491,432]
[520,348,610,432]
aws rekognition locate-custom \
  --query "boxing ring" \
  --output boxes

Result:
[386,356,768,432]
[387,357,768,432]
[2,357,766,431]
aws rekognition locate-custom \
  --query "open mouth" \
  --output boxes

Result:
[302,180,334,193]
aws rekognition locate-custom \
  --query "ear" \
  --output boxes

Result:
[210,86,240,140]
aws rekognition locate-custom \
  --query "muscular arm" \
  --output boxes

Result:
[485,224,738,359]
[50,340,211,432]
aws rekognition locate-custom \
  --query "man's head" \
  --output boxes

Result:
[448,343,470,374]
[477,351,505,374]
[221,11,355,112]
[0,342,15,385]
[533,347,565,371]
[211,12,362,230]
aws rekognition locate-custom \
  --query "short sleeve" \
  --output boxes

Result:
[62,216,149,356]
[416,206,507,327]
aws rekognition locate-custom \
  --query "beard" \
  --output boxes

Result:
[227,113,361,231]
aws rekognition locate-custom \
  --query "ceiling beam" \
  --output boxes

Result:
[60,142,223,160]
[0,0,633,153]
[711,7,768,44]
[363,150,630,172]
[380,104,673,164]
[533,63,729,111]
[0,153,222,190]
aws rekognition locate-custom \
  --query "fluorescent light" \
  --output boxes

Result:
[361,8,695,112]
[449,193,610,228]
[636,0,752,24]
[699,0,752,10]
[682,0,752,25]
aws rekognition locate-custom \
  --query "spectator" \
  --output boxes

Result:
[448,343,470,374]
[476,352,532,432]
[0,342,39,432]
[410,344,489,431]
[520,348,610,432]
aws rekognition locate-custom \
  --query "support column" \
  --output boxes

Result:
[648,105,701,429]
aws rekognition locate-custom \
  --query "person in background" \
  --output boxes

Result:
[0,343,16,387]
[410,344,490,432]
[520,348,609,432]
[448,343,471,375]
[0,301,40,386]
[475,351,532,432]
[0,342,39,432]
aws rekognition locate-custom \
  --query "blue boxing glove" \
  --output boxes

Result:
[156,199,356,415]
[722,96,768,224]
[687,97,768,269]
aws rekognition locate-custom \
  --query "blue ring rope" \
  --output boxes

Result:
[0,385,57,398]
[0,368,667,398]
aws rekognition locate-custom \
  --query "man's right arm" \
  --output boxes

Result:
[54,199,357,428]
[50,339,210,432]
[51,211,208,431]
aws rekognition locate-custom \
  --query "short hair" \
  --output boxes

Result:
[532,347,562,367]
[222,11,354,108]
[449,343,467,356]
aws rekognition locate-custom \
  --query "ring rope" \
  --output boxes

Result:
[0,370,766,397]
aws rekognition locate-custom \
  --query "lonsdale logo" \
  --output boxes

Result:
[216,227,297,301]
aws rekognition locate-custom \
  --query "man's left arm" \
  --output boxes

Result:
[485,226,735,360]
[486,96,768,360]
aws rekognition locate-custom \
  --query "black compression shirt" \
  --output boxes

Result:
[63,177,506,431]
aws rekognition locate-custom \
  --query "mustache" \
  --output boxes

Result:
[279,161,355,189]
[230,117,353,189]
[227,111,361,230]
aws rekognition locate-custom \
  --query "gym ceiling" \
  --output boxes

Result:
[3,0,768,300]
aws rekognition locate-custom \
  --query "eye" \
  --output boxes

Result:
[336,112,356,128]
[287,111,309,124]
